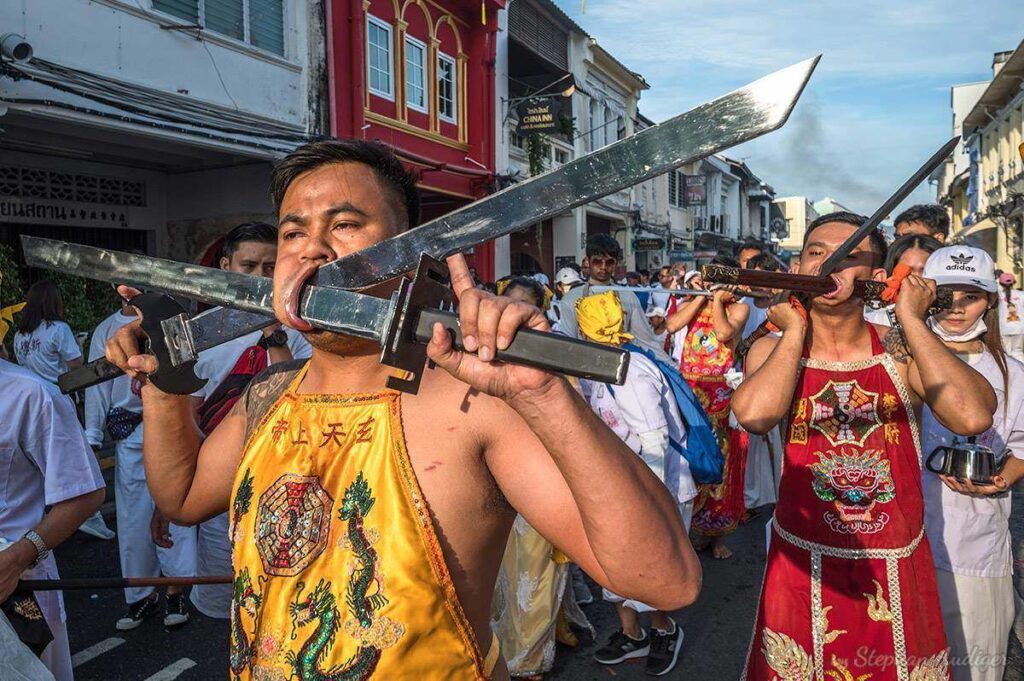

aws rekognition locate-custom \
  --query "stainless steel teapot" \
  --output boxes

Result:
[926,436,1009,485]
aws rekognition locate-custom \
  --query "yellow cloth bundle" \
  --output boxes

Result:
[575,291,633,346]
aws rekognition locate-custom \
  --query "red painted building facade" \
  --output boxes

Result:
[326,0,505,280]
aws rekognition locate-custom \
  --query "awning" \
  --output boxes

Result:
[1,58,308,156]
[955,217,998,255]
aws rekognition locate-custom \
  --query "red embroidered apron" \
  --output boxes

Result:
[743,326,949,680]
[682,304,746,536]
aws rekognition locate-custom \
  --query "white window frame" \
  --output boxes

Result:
[366,14,395,101]
[150,0,287,58]
[437,52,457,124]
[404,35,429,114]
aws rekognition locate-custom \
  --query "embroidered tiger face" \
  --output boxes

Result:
[810,448,895,524]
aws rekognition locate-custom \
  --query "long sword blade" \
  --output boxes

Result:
[316,56,820,289]
[816,136,960,277]
[21,236,393,341]
[22,239,630,389]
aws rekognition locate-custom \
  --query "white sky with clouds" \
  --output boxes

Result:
[550,0,1024,215]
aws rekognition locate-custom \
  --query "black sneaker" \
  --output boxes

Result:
[116,593,159,631]
[594,629,650,665]
[646,623,684,676]
[163,592,190,629]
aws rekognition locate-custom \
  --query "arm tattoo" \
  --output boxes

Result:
[882,326,911,364]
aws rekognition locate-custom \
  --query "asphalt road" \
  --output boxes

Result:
[54,497,1024,680]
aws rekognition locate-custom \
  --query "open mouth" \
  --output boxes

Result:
[821,273,846,300]
[278,260,320,332]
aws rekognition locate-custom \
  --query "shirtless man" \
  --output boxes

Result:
[733,212,995,680]
[104,140,699,680]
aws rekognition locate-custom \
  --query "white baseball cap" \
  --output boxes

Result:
[923,246,998,293]
[646,306,667,318]
[555,267,583,286]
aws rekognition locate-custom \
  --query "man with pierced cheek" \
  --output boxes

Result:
[104,139,700,680]
[734,211,996,680]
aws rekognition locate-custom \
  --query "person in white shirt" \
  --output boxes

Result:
[734,253,784,513]
[649,266,675,312]
[14,280,114,542]
[646,306,669,350]
[919,246,1024,681]
[549,267,583,329]
[184,223,312,620]
[13,280,83,385]
[0,358,106,681]
[997,272,1024,363]
[86,299,198,631]
[577,292,697,678]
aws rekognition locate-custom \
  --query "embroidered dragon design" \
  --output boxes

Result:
[286,473,401,680]
[229,568,264,679]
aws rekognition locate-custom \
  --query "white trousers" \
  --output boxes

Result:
[189,512,232,619]
[743,427,781,509]
[936,568,1013,681]
[115,442,196,603]
[602,501,693,613]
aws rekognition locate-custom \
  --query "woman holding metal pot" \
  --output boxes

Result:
[920,245,1024,681]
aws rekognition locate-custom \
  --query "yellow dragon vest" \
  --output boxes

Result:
[229,364,489,680]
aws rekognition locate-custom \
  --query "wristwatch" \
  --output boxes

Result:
[22,530,49,568]
[259,329,288,349]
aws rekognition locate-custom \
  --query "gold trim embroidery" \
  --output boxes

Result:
[800,357,879,371]
[886,557,910,681]
[878,354,922,465]
[773,518,924,560]
[762,628,814,681]
[825,655,873,681]
[864,579,893,622]
[908,650,949,681]
[812,551,824,680]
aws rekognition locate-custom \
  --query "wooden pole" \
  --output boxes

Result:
[17,575,233,592]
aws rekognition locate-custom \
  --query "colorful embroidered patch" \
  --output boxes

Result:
[255,474,334,577]
[809,380,882,447]
[810,448,895,534]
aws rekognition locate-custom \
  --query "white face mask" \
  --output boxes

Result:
[927,315,988,342]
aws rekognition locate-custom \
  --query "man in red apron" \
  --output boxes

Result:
[734,212,997,680]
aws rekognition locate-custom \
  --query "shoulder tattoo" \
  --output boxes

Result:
[242,360,306,439]
[881,326,911,364]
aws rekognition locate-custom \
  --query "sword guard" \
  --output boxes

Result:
[380,255,454,394]
[129,292,208,395]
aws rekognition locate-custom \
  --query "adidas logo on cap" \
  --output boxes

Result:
[946,252,976,272]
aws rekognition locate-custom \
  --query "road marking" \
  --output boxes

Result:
[71,637,125,667]
[143,658,197,681]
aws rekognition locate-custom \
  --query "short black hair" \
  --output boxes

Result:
[504,276,546,307]
[270,138,421,228]
[746,252,785,272]
[882,234,943,275]
[893,204,949,239]
[738,240,763,253]
[586,234,622,261]
[221,222,278,261]
[710,255,740,268]
[803,211,888,267]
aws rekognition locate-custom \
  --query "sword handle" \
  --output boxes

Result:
[58,358,125,394]
[414,309,631,385]
[56,293,208,395]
